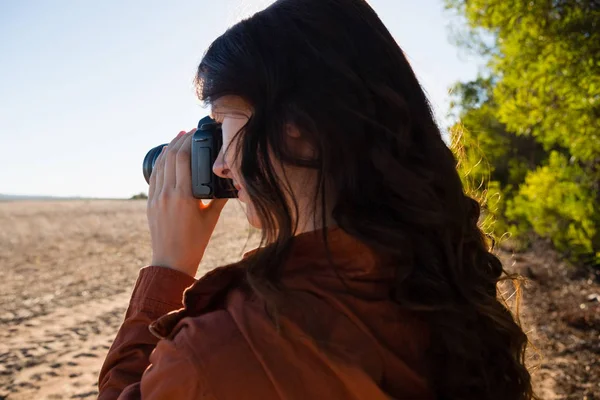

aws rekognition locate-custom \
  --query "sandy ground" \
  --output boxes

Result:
[0,200,259,399]
[0,200,598,399]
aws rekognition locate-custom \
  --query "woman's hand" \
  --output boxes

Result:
[147,128,228,277]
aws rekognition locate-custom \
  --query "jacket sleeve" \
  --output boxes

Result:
[98,266,196,400]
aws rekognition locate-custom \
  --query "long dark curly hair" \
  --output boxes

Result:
[195,0,535,398]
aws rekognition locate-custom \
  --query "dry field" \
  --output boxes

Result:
[0,200,259,399]
[0,200,598,399]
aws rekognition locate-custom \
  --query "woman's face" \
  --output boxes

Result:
[211,95,334,232]
[210,96,261,227]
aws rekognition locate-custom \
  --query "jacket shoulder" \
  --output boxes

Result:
[170,307,280,399]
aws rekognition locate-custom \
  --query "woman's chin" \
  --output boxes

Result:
[248,218,262,229]
[244,203,262,229]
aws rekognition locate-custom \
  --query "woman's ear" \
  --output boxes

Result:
[285,124,315,160]
[286,123,302,139]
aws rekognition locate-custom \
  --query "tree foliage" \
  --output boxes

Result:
[130,192,148,200]
[446,0,600,264]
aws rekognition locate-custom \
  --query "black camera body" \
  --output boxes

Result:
[143,116,237,199]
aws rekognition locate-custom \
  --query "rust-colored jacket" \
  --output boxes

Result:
[98,227,432,399]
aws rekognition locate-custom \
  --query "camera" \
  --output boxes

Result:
[142,116,237,199]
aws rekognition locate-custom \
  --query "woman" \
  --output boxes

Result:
[98,0,535,399]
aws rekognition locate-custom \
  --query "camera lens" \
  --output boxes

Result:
[142,143,168,184]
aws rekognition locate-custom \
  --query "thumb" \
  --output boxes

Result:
[202,198,229,215]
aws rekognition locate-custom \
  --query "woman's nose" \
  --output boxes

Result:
[212,149,230,179]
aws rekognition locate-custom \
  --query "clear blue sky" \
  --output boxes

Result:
[0,0,481,199]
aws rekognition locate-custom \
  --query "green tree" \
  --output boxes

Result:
[446,0,600,264]
[130,192,148,200]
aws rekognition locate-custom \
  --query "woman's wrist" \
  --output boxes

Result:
[149,259,198,278]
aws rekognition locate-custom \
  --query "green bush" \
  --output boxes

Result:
[130,192,148,200]
[506,152,599,263]
[446,0,600,266]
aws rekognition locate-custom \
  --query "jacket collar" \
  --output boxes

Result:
[149,226,393,339]
[242,226,394,278]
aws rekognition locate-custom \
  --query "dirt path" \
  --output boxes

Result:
[497,246,600,399]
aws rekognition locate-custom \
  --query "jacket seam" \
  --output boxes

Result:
[174,329,219,399]
[224,308,284,400]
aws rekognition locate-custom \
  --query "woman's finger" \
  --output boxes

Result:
[162,131,186,191]
[153,146,168,197]
[203,198,229,216]
[164,129,196,191]
[149,146,165,199]
[175,133,194,194]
